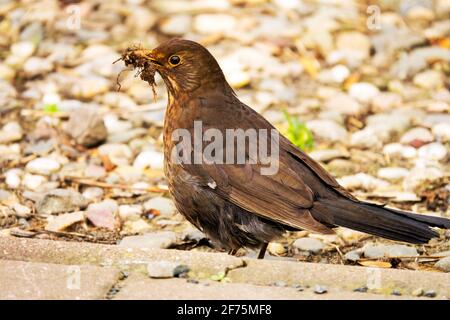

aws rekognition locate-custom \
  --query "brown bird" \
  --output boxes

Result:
[130,38,450,259]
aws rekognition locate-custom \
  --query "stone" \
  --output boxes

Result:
[25,157,60,175]
[81,187,104,202]
[182,225,205,242]
[403,167,444,191]
[36,189,88,215]
[118,204,143,221]
[160,14,192,35]
[123,219,151,234]
[313,285,327,294]
[23,57,53,77]
[417,143,447,161]
[293,238,325,254]
[413,70,444,90]
[147,261,183,278]
[70,76,109,99]
[432,123,450,142]
[344,250,361,262]
[133,150,164,171]
[350,128,382,149]
[336,32,370,61]
[193,14,236,34]
[371,93,402,112]
[143,197,176,216]
[317,65,350,84]
[5,169,21,189]
[23,174,46,191]
[337,173,389,191]
[86,200,118,230]
[383,143,417,159]
[119,231,178,249]
[0,121,23,144]
[434,256,450,272]
[306,119,348,142]
[363,244,418,259]
[377,167,409,181]
[65,107,107,147]
[268,243,286,256]
[45,211,85,232]
[400,127,434,146]
[309,149,349,162]
[323,94,364,115]
[348,82,380,104]
[12,204,32,218]
[98,143,132,166]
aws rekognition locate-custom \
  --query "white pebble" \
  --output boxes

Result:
[417,142,447,161]
[25,157,61,175]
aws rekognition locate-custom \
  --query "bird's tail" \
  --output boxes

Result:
[311,198,450,244]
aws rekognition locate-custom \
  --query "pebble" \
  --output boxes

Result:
[25,157,61,175]
[348,82,380,104]
[383,143,417,159]
[98,143,132,166]
[70,76,109,99]
[400,127,434,146]
[434,256,450,272]
[194,14,236,34]
[371,93,402,112]
[123,219,152,234]
[306,119,348,142]
[353,286,368,293]
[159,14,192,35]
[23,57,53,77]
[36,189,88,215]
[337,173,389,191]
[344,250,361,262]
[318,65,350,84]
[147,261,184,279]
[412,288,424,297]
[86,200,118,230]
[363,244,418,259]
[133,150,164,171]
[82,187,104,202]
[403,167,444,191]
[143,197,176,216]
[324,94,364,115]
[313,285,328,294]
[413,70,444,90]
[45,211,85,232]
[182,225,206,242]
[119,231,178,249]
[350,128,381,149]
[336,32,370,61]
[12,203,32,218]
[65,107,107,147]
[23,174,46,191]
[423,290,437,298]
[5,169,21,189]
[377,167,409,181]
[0,122,23,144]
[293,237,325,253]
[309,149,349,162]
[267,243,287,256]
[432,123,450,142]
[417,142,447,161]
[118,204,143,221]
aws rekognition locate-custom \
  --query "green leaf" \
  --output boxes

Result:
[283,111,314,151]
[43,103,59,114]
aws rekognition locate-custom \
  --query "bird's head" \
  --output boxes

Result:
[139,38,232,97]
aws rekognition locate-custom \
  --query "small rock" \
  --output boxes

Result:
[412,288,424,297]
[400,127,434,146]
[23,57,53,77]
[26,157,61,175]
[417,142,447,161]
[336,32,370,61]
[173,265,190,277]
[413,70,444,90]
[273,281,286,287]
[98,143,132,166]
[306,119,348,142]
[309,149,349,162]
[350,128,381,149]
[383,143,417,159]
[12,204,32,218]
[65,107,107,147]
[147,261,182,279]
[348,82,380,104]
[432,123,450,142]
[313,285,327,294]
[23,174,46,191]
[45,211,85,232]
[70,76,109,99]
[182,225,205,242]
[133,150,164,171]
[86,200,118,230]
[377,167,409,181]
[434,256,450,272]
[0,122,23,144]
[391,289,402,296]
[363,244,418,259]
[5,169,21,189]
[324,94,364,115]
[81,187,104,202]
[423,290,436,298]
[143,197,176,216]
[123,219,152,234]
[371,93,402,112]
[159,14,192,35]
[337,173,389,191]
[344,250,361,262]
[119,231,178,249]
[403,167,443,191]
[36,189,88,215]
[118,204,143,221]
[268,243,286,256]
[193,14,236,34]
[293,237,325,253]
[353,286,368,293]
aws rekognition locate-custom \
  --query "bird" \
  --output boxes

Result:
[131,38,450,259]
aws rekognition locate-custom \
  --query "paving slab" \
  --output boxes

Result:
[112,274,417,300]
[228,259,450,298]
[0,236,243,278]
[0,260,120,300]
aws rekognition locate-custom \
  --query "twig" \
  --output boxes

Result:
[63,176,167,193]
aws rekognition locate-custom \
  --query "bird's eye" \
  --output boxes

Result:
[169,55,181,66]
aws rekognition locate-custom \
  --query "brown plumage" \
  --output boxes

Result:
[126,38,450,258]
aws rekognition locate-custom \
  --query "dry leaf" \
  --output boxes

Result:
[358,260,392,268]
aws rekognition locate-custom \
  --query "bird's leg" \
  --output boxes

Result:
[228,249,237,256]
[257,242,268,259]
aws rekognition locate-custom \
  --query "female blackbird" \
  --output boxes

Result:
[132,38,450,259]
